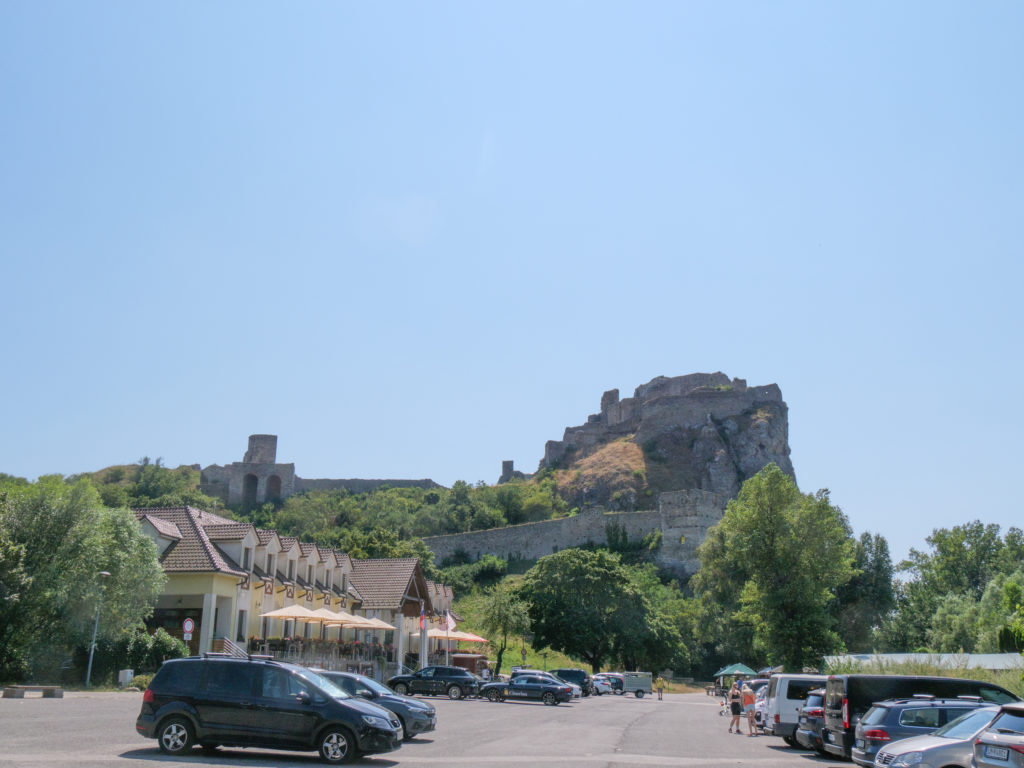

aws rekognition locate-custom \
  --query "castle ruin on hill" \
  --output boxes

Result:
[428,372,795,577]
[199,434,439,506]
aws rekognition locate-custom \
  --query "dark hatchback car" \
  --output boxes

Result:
[550,667,593,696]
[386,665,480,700]
[852,696,991,767]
[136,654,402,764]
[480,673,573,705]
[795,688,827,754]
[316,670,436,739]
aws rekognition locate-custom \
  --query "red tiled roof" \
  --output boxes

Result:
[348,558,422,611]
[255,528,279,546]
[132,507,246,576]
[140,514,182,540]
[203,523,253,541]
[279,537,297,553]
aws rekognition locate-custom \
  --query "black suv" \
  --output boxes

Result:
[135,654,403,764]
[550,668,593,697]
[386,665,480,699]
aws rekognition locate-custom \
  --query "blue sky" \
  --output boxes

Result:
[2,2,1021,563]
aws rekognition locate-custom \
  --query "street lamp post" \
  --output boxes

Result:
[85,571,111,688]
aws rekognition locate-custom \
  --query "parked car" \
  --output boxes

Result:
[851,696,990,767]
[971,702,1024,768]
[764,674,828,746]
[509,669,581,698]
[386,665,480,700]
[313,670,436,741]
[873,705,999,768]
[479,673,573,705]
[592,676,613,695]
[754,683,773,730]
[795,687,826,753]
[594,672,624,695]
[550,668,593,697]
[135,654,402,764]
[822,674,1020,760]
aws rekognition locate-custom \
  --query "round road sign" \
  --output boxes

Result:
[183,618,195,633]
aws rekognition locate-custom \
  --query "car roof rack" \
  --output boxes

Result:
[248,654,274,661]
[201,652,232,658]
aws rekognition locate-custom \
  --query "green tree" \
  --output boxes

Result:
[0,521,32,680]
[479,582,529,677]
[519,548,660,672]
[834,532,895,652]
[0,476,165,679]
[692,464,856,671]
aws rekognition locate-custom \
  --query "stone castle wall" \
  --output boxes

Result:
[423,489,726,577]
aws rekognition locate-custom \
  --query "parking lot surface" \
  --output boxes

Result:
[0,690,852,767]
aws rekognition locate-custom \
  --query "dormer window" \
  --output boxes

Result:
[307,565,313,583]
[242,547,252,570]
[288,561,295,580]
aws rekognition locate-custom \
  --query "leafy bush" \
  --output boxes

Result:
[129,672,154,690]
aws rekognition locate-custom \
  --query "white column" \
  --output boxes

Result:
[395,615,405,669]
[199,592,217,654]
[418,600,428,669]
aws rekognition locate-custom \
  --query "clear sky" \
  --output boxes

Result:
[2,2,1021,564]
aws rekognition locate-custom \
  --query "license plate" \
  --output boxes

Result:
[985,745,1009,761]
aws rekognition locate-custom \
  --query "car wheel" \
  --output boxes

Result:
[486,689,501,702]
[542,692,557,706]
[393,683,409,695]
[783,735,799,748]
[635,690,645,698]
[158,716,194,756]
[447,685,463,700]
[318,726,358,764]
[398,717,413,741]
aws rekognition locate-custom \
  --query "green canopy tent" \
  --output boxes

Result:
[713,663,757,677]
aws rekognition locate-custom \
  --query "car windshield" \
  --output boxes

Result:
[934,708,997,739]
[295,668,350,699]
[354,674,394,696]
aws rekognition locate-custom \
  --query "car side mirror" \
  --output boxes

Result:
[358,690,374,700]
[296,691,312,706]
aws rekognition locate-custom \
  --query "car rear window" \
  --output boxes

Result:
[861,706,889,725]
[804,693,824,708]
[991,711,1024,734]
[935,708,997,739]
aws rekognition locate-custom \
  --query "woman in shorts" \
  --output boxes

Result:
[742,683,757,735]
[727,681,742,733]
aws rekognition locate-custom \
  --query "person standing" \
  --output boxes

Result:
[741,682,757,735]
[655,676,666,701]
[727,681,742,733]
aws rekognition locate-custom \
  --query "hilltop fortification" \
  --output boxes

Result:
[429,372,795,577]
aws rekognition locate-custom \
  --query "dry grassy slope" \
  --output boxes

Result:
[552,437,653,511]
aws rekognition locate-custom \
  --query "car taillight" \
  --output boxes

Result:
[842,698,849,729]
[774,713,780,723]
[805,708,824,717]
[142,689,155,703]
[863,729,891,741]
[1011,744,1024,756]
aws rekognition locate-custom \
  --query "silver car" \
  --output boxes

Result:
[973,703,1024,768]
[872,705,997,767]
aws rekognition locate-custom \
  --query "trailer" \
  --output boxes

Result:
[622,671,653,698]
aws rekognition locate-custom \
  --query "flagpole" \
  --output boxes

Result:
[445,610,450,665]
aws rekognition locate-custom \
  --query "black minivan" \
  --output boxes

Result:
[822,674,1019,760]
[136,654,403,764]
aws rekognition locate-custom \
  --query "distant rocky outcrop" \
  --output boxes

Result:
[503,372,794,510]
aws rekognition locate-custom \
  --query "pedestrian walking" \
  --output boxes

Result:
[655,676,666,701]
[742,682,757,735]
[727,680,742,733]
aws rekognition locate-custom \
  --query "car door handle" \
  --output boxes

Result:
[240,702,256,709]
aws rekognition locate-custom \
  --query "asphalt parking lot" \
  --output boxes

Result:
[0,690,852,768]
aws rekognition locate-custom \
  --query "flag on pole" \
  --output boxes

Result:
[419,604,426,630]
[445,610,457,632]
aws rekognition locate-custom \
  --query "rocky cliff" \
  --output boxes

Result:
[532,372,794,510]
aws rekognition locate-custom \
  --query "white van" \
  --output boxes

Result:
[764,674,828,745]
